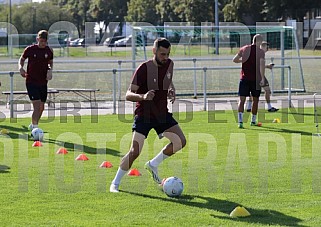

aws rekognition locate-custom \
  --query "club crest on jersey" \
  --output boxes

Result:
[166,72,171,79]
[45,53,48,58]
[34,54,36,58]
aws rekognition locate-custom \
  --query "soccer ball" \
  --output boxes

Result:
[31,128,44,141]
[162,176,184,197]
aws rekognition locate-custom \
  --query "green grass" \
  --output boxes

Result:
[0,108,320,226]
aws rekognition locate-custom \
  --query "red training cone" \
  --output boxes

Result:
[99,161,113,168]
[75,154,89,161]
[56,147,68,154]
[128,168,141,176]
[32,141,42,147]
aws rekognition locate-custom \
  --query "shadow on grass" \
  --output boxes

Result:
[259,125,313,136]
[0,165,10,173]
[0,125,121,157]
[46,138,121,156]
[122,191,305,227]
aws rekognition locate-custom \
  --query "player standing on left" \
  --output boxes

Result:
[18,30,53,131]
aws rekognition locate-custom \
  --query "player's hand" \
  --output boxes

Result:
[259,79,265,87]
[46,69,53,80]
[143,90,155,100]
[19,68,26,78]
[168,88,176,103]
[267,63,274,69]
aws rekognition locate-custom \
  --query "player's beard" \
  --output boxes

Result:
[155,56,167,66]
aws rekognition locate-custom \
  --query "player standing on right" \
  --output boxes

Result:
[246,41,279,113]
[233,34,266,128]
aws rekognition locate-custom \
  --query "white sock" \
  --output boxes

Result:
[238,112,243,123]
[112,167,127,185]
[267,103,272,110]
[251,114,257,123]
[247,101,252,110]
[150,151,169,167]
[33,124,38,128]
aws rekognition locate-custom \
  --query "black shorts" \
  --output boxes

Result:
[132,112,178,138]
[238,79,261,98]
[26,84,48,102]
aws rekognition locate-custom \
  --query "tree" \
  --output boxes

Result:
[265,0,321,22]
[126,0,159,25]
[222,0,264,24]
[64,0,91,36]
[172,0,215,24]
[8,2,71,34]
[89,0,129,40]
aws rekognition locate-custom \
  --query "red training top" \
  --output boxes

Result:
[22,44,53,85]
[131,59,174,119]
[237,44,265,81]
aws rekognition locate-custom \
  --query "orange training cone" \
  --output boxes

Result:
[75,154,89,161]
[32,141,42,147]
[56,147,68,154]
[128,168,141,176]
[99,161,113,168]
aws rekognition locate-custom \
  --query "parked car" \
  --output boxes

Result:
[114,35,132,47]
[103,36,125,47]
[69,38,82,47]
[68,38,91,47]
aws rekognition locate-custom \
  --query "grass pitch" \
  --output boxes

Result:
[0,108,320,226]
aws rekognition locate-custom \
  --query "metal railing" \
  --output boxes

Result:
[0,65,292,118]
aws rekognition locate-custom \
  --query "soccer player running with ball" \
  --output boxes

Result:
[110,38,186,193]
[18,30,53,132]
[233,34,266,129]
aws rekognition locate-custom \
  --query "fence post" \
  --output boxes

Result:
[118,60,122,101]
[203,67,207,111]
[193,58,197,98]
[288,66,292,108]
[112,69,117,114]
[9,71,14,119]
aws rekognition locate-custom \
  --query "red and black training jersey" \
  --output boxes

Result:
[131,59,174,119]
[238,44,265,81]
[22,44,53,85]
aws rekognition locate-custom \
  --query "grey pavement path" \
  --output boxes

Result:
[0,94,318,119]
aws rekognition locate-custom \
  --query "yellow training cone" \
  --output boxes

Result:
[272,118,280,123]
[230,206,251,217]
[0,129,8,134]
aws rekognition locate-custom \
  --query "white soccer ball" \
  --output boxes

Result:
[162,176,184,197]
[31,128,44,141]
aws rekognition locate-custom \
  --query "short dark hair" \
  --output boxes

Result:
[154,38,171,49]
[37,30,48,40]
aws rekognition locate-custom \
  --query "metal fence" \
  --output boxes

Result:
[0,65,292,118]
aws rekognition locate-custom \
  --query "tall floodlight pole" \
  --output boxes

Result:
[215,0,219,55]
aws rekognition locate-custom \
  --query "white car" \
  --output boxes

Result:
[114,35,132,47]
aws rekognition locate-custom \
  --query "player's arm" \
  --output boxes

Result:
[260,58,266,85]
[168,81,176,103]
[18,55,26,77]
[232,53,242,63]
[265,63,274,69]
[125,84,155,102]
[46,59,53,80]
